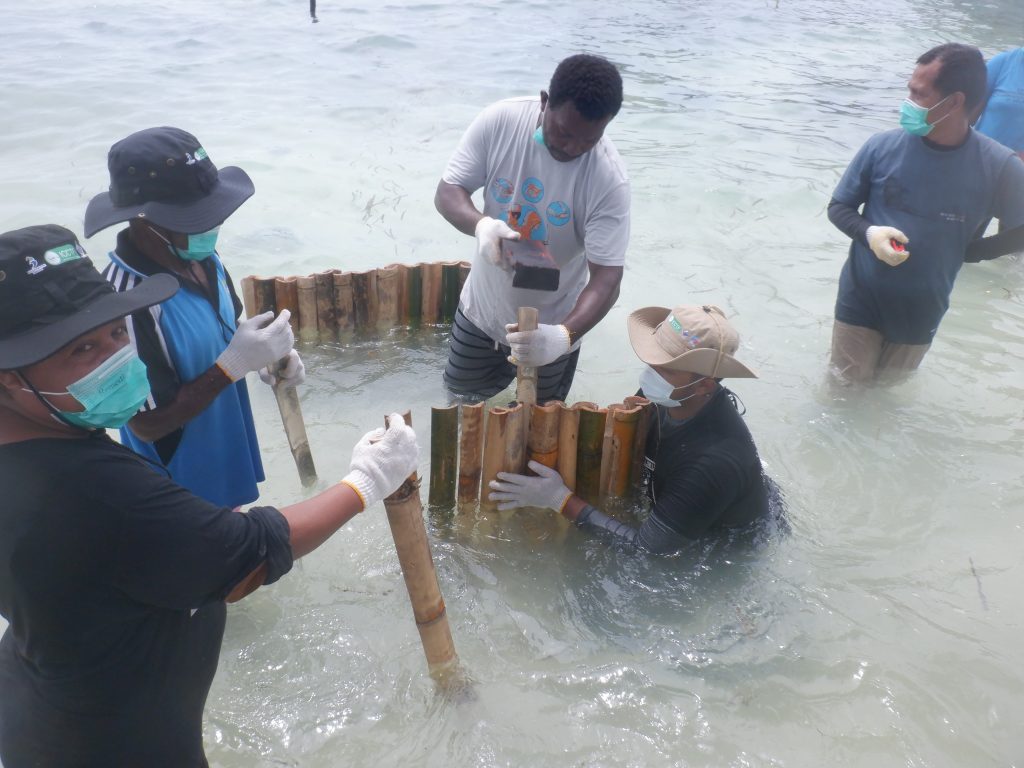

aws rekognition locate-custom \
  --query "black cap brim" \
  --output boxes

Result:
[0,273,179,369]
[84,166,255,238]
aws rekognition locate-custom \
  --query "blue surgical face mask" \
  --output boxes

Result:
[151,225,220,261]
[900,95,952,137]
[639,366,707,407]
[24,345,151,430]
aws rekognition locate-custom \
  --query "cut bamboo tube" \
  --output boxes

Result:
[385,263,409,327]
[575,404,607,505]
[429,405,459,508]
[556,401,584,491]
[314,270,338,342]
[274,277,301,335]
[421,262,443,325]
[404,263,423,327]
[376,265,400,330]
[440,261,462,323]
[503,403,527,477]
[240,275,258,320]
[479,408,508,514]
[350,270,376,329]
[457,403,485,510]
[624,395,654,490]
[515,307,539,406]
[333,271,354,333]
[254,278,316,487]
[380,412,458,678]
[604,403,642,497]
[296,275,318,342]
[527,402,560,470]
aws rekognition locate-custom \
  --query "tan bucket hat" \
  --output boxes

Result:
[626,304,757,378]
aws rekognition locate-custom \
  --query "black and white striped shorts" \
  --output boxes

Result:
[443,308,581,403]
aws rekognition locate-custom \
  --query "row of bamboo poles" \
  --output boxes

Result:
[428,396,655,512]
[242,261,471,343]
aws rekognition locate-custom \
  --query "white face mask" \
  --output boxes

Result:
[639,366,707,407]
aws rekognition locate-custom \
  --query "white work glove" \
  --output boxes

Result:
[258,349,306,389]
[866,225,910,267]
[488,460,573,512]
[475,215,520,268]
[341,412,420,511]
[505,322,571,367]
[216,310,295,382]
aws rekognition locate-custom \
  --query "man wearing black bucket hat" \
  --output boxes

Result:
[85,126,303,508]
[489,305,781,553]
[0,224,419,766]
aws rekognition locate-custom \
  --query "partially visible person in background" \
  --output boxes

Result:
[975,47,1024,159]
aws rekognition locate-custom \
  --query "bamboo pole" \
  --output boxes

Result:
[421,262,443,325]
[557,401,584,491]
[405,263,422,328]
[440,261,462,323]
[273,277,301,335]
[380,412,458,678]
[246,278,316,487]
[479,408,508,514]
[314,270,338,342]
[350,270,376,329]
[527,402,560,470]
[376,265,400,331]
[604,403,642,497]
[457,403,485,511]
[386,263,409,327]
[515,307,539,407]
[575,404,607,505]
[333,271,355,334]
[296,275,318,343]
[503,403,526,476]
[623,395,654,491]
[429,405,459,508]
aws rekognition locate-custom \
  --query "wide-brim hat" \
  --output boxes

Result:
[84,126,254,237]
[0,224,178,369]
[626,304,757,378]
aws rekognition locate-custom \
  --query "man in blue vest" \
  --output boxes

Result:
[85,127,303,508]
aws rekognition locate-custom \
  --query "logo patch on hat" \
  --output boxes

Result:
[668,315,682,333]
[25,257,47,275]
[184,147,208,166]
[43,242,86,266]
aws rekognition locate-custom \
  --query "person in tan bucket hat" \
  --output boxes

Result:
[489,304,781,554]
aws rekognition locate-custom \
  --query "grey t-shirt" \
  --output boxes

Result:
[832,128,1024,343]
[442,96,630,343]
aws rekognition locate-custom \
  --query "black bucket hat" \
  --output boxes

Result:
[84,126,255,238]
[0,224,178,369]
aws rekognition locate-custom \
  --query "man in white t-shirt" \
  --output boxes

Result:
[435,53,631,403]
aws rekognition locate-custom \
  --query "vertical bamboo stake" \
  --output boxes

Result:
[503,403,526,476]
[515,307,539,407]
[350,270,375,329]
[429,405,459,508]
[380,412,458,678]
[604,403,642,497]
[479,407,507,514]
[421,262,443,325]
[333,271,355,334]
[576,404,607,505]
[376,265,400,331]
[440,261,462,323]
[314,270,338,342]
[386,263,409,327]
[624,396,654,491]
[296,275,318,342]
[247,277,316,487]
[557,401,583,491]
[405,264,422,328]
[526,402,560,469]
[457,403,485,511]
[273,277,301,335]
[240,275,258,320]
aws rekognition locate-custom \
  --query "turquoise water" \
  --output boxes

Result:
[2,0,1023,765]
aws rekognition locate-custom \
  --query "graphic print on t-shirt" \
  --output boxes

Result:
[491,174,571,244]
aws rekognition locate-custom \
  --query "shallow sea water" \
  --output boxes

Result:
[1,0,1023,765]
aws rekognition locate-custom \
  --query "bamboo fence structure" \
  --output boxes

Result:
[242,260,470,342]
[428,397,655,512]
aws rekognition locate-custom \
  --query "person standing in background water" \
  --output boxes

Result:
[975,47,1024,159]
[435,54,630,403]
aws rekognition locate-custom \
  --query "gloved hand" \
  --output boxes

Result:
[866,225,910,266]
[475,216,520,268]
[341,412,420,511]
[489,460,573,512]
[505,322,571,367]
[216,310,295,382]
[258,349,306,389]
